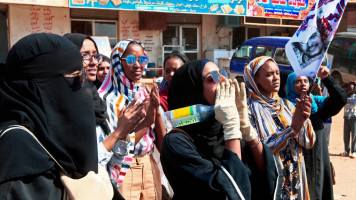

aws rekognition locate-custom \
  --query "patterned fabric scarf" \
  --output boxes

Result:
[244,56,287,122]
[98,39,155,187]
[244,56,315,200]
[244,56,302,152]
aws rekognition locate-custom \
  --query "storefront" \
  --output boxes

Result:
[0,0,354,68]
[67,1,235,68]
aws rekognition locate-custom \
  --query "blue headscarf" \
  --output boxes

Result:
[285,72,327,114]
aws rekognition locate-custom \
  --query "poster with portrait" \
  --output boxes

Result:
[285,0,347,77]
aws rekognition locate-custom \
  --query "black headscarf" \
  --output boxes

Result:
[278,70,293,98]
[63,33,99,52]
[168,60,225,160]
[64,33,111,135]
[0,33,97,179]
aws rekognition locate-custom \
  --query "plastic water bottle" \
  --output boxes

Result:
[164,104,215,129]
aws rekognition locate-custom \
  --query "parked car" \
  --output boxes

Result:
[229,36,293,82]
[327,32,356,84]
[229,36,329,82]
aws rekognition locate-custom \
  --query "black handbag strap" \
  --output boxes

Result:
[0,125,68,175]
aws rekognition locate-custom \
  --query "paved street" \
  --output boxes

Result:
[329,108,356,200]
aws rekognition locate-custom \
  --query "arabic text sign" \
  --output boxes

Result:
[69,0,247,16]
[246,0,309,19]
[1,0,68,7]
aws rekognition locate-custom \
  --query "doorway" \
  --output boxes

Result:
[162,25,199,63]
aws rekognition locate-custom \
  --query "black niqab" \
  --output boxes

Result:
[0,33,97,180]
[168,60,225,160]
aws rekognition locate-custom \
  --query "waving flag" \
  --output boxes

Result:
[285,0,348,77]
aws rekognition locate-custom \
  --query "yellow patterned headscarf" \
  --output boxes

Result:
[244,56,280,104]
[243,56,291,137]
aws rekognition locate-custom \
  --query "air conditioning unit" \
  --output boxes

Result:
[217,16,240,27]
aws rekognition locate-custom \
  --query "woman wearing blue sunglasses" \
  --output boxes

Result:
[98,39,166,200]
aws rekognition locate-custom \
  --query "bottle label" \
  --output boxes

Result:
[173,106,194,119]
[174,116,199,127]
[164,104,214,129]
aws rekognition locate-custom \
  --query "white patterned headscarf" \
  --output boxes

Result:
[98,39,155,188]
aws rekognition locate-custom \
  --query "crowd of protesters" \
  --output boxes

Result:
[0,32,353,200]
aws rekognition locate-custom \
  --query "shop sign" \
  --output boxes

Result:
[69,0,247,16]
[246,0,311,19]
[0,0,68,7]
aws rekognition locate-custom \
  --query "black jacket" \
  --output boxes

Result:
[161,130,282,200]
[304,75,347,200]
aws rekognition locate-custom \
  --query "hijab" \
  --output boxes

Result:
[168,60,225,160]
[63,33,99,52]
[98,39,152,186]
[98,39,149,131]
[0,33,97,179]
[244,56,284,114]
[278,70,293,98]
[285,72,326,114]
[244,56,295,145]
[245,57,314,200]
[64,33,111,135]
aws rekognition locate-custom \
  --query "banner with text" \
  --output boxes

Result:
[246,0,312,19]
[69,0,247,16]
[0,0,68,7]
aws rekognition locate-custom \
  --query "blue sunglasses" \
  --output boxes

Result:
[121,55,149,66]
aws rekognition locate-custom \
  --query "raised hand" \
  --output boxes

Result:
[233,79,248,127]
[142,79,160,127]
[317,66,330,80]
[214,80,242,141]
[233,79,258,142]
[291,95,312,133]
[114,97,145,140]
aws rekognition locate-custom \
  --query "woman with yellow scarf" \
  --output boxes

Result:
[244,56,315,200]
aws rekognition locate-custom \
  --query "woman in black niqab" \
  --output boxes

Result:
[0,33,97,199]
[160,60,251,200]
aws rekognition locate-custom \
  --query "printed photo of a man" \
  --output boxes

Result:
[292,18,329,69]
